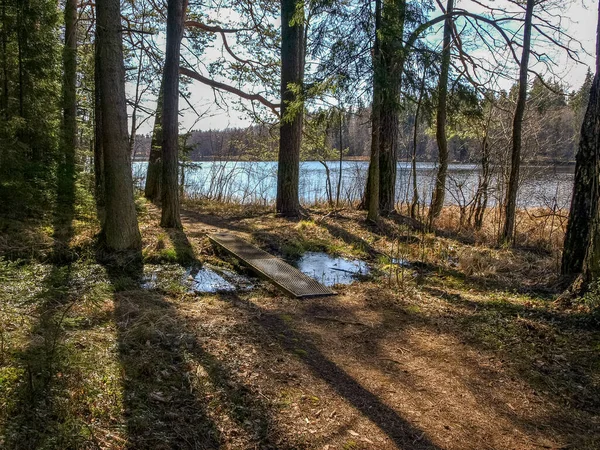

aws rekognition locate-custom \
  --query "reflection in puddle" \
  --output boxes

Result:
[142,264,255,293]
[391,258,411,267]
[292,252,369,287]
[141,272,158,290]
[189,267,236,293]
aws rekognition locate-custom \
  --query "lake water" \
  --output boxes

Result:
[132,161,574,209]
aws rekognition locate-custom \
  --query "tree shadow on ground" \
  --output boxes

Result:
[375,283,600,446]
[105,261,223,449]
[317,221,381,258]
[105,256,294,449]
[291,284,600,448]
[421,285,600,394]
[2,165,78,448]
[419,259,560,296]
[165,226,197,265]
[217,292,443,450]
[181,207,259,235]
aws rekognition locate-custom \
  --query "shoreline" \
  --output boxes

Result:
[132,158,577,168]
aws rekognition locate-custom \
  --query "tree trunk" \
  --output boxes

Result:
[410,69,426,219]
[94,36,105,223]
[144,82,164,202]
[364,0,405,218]
[336,108,343,207]
[1,0,8,121]
[378,94,399,214]
[469,103,493,229]
[276,0,304,217]
[62,0,77,178]
[474,139,490,229]
[96,0,141,251]
[429,0,454,225]
[501,0,535,244]
[563,1,600,278]
[377,0,405,215]
[129,3,147,157]
[366,0,382,222]
[17,0,24,119]
[160,0,186,229]
[0,0,7,172]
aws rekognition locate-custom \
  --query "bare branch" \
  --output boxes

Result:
[179,66,280,117]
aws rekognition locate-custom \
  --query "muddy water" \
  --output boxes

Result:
[188,266,255,293]
[142,252,370,294]
[142,264,254,294]
[291,252,369,287]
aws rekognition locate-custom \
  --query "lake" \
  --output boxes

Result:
[132,161,575,209]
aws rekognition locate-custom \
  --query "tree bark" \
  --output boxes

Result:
[144,81,164,202]
[501,0,535,244]
[1,0,8,121]
[276,0,304,217]
[62,0,77,178]
[160,0,187,229]
[364,0,405,218]
[97,0,141,251]
[336,108,343,207]
[17,0,24,119]
[94,35,105,223]
[378,94,399,214]
[564,1,600,278]
[366,0,382,222]
[474,135,490,229]
[378,0,404,215]
[429,0,454,225]
[410,69,426,219]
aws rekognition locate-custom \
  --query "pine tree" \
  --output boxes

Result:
[96,0,142,251]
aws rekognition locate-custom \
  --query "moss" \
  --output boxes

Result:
[280,314,294,323]
[293,348,308,357]
[159,248,179,262]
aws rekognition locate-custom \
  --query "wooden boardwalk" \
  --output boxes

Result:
[208,233,334,298]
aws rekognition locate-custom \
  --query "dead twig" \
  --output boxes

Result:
[314,315,371,327]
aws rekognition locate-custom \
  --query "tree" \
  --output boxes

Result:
[276,0,304,217]
[376,0,405,216]
[160,0,187,229]
[0,0,61,209]
[96,0,142,251]
[428,0,454,225]
[144,82,164,202]
[366,0,383,223]
[562,1,600,279]
[364,0,408,220]
[501,0,535,244]
[410,65,429,219]
[93,32,105,221]
[62,0,77,180]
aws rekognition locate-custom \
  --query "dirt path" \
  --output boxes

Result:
[158,205,598,449]
[2,203,597,449]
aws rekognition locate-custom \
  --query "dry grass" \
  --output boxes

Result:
[0,197,598,449]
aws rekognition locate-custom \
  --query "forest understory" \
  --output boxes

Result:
[0,189,598,450]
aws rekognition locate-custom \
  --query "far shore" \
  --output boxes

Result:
[132,157,577,168]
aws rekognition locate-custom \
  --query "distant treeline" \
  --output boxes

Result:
[133,73,590,164]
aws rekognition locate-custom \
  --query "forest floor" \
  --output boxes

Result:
[0,192,599,449]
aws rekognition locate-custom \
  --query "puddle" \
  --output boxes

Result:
[142,264,255,293]
[391,258,412,267]
[188,267,236,293]
[291,252,369,287]
[141,271,158,289]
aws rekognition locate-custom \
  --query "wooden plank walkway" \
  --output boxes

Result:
[208,232,334,298]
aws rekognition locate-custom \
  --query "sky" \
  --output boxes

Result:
[131,0,599,135]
